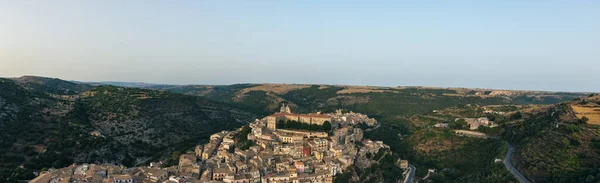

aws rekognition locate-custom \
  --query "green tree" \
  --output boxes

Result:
[322,121,332,131]
[449,119,467,129]
[278,120,330,132]
[582,116,589,123]
[510,111,522,120]
[171,151,181,160]
[586,175,595,183]
[122,154,134,167]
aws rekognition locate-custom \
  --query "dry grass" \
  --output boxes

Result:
[518,105,552,114]
[336,86,393,94]
[572,105,600,125]
[337,88,387,94]
[442,93,467,97]
[238,84,312,95]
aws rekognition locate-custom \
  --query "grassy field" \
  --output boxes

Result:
[571,105,600,125]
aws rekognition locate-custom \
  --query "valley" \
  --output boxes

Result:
[1,76,597,183]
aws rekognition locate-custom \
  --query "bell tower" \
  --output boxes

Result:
[280,103,291,114]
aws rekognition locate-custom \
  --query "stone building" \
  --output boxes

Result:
[464,117,490,130]
[179,154,197,173]
[195,145,203,157]
[266,104,331,131]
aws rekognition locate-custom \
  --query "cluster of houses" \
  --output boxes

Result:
[29,163,175,183]
[463,117,491,130]
[29,105,395,183]
[433,117,495,130]
[330,109,377,127]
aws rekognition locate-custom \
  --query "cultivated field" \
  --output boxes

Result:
[571,105,600,125]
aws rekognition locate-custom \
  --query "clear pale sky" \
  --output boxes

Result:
[1,1,598,92]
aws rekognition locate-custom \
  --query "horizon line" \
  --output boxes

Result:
[3,75,594,94]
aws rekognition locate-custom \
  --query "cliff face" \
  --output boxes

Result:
[0,77,256,180]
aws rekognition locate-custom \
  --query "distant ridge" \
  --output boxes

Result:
[83,81,168,88]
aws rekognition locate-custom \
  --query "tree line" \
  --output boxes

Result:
[276,119,332,132]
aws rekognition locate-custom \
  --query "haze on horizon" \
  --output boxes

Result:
[1,1,599,92]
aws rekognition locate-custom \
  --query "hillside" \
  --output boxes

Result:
[144,83,584,116]
[13,76,93,95]
[503,95,600,182]
[360,105,518,183]
[142,83,586,182]
[0,77,255,181]
[360,96,600,183]
[134,83,587,181]
[2,78,590,182]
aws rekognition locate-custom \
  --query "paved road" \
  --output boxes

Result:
[364,122,382,132]
[402,164,416,183]
[504,143,530,183]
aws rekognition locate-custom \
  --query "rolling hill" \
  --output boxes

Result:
[0,77,255,181]
[13,76,93,95]
[141,83,585,116]
[139,83,587,182]
[1,76,591,182]
[503,95,600,182]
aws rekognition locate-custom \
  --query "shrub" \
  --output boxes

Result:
[582,116,589,123]
[510,112,523,120]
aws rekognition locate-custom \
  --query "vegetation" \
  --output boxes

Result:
[333,166,355,183]
[448,119,468,130]
[503,104,600,182]
[489,105,519,112]
[513,94,581,104]
[335,149,405,183]
[1,77,590,182]
[13,76,93,95]
[276,120,332,132]
[582,116,590,123]
[283,85,344,112]
[234,125,256,150]
[337,92,509,117]
[0,77,255,181]
[509,111,523,120]
[364,113,515,182]
[410,130,515,182]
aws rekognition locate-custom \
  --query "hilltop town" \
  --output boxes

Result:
[30,104,406,183]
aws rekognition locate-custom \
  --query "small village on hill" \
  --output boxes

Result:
[29,104,409,183]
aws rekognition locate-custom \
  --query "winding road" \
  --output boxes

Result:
[504,143,530,183]
[402,164,416,183]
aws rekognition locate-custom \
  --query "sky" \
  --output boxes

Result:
[1,1,599,92]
